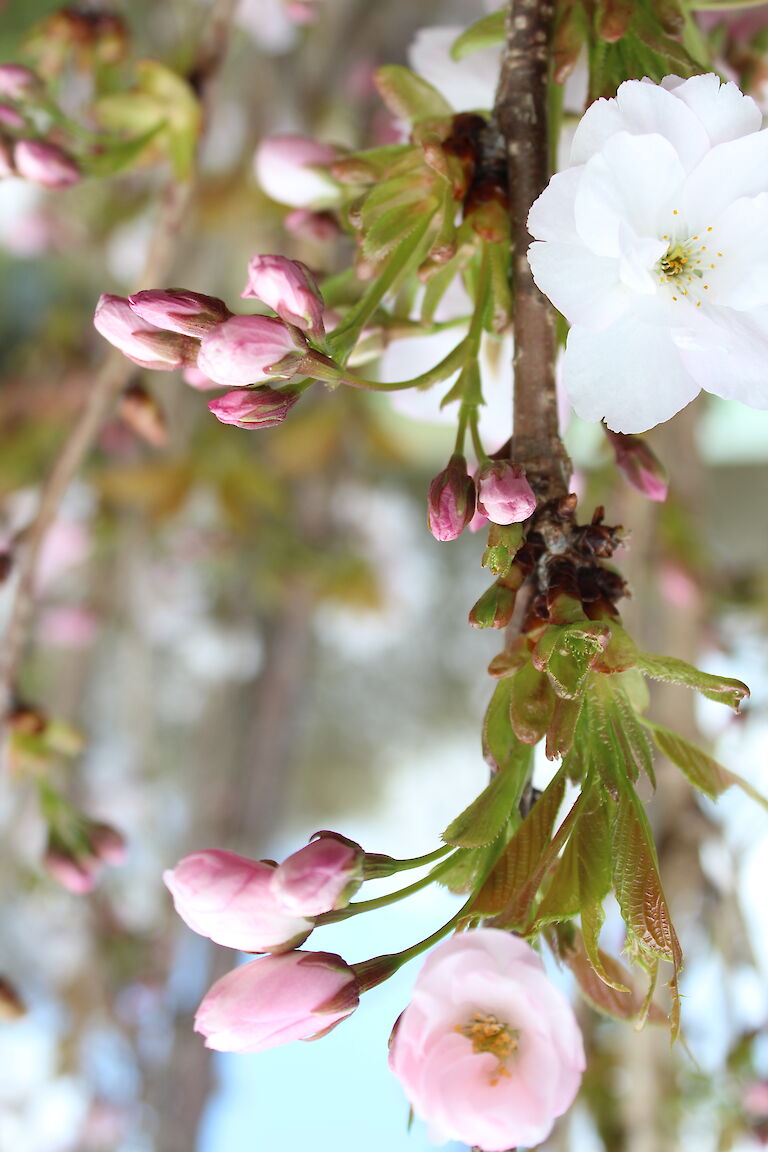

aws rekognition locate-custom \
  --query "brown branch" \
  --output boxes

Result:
[494,0,571,502]
[0,0,238,721]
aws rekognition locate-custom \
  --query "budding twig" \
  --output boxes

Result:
[0,0,239,722]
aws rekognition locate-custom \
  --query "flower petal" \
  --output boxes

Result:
[571,79,709,171]
[676,306,768,408]
[680,129,768,228]
[527,240,627,330]
[668,73,762,147]
[528,166,583,243]
[575,133,686,258]
[562,317,701,432]
[698,194,768,310]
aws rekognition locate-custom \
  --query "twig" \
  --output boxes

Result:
[494,0,571,502]
[0,0,238,721]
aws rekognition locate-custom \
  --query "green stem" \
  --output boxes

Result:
[687,0,768,8]
[455,406,470,454]
[327,216,433,363]
[368,843,453,874]
[338,338,468,393]
[319,853,459,923]
[352,894,476,988]
[469,410,487,463]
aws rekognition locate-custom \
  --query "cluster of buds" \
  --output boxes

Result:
[0,64,80,188]
[427,454,537,542]
[26,8,129,72]
[93,256,347,431]
[164,833,366,1050]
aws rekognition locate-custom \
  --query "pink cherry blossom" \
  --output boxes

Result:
[0,64,40,100]
[270,833,363,916]
[427,453,476,541]
[163,849,312,952]
[242,254,324,337]
[197,314,307,386]
[13,140,80,188]
[476,461,537,525]
[389,929,585,1152]
[194,950,359,1053]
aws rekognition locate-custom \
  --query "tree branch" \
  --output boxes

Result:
[0,0,238,721]
[494,0,571,502]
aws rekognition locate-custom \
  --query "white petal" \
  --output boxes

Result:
[680,129,768,228]
[617,226,667,294]
[676,306,768,408]
[527,240,628,330]
[527,166,583,243]
[695,194,768,310]
[407,26,499,111]
[668,73,762,147]
[570,79,709,171]
[562,317,701,432]
[575,133,686,257]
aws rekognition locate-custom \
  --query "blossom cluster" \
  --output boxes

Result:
[428,454,537,540]
[164,838,584,1150]
[0,64,80,188]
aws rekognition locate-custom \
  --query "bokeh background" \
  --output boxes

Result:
[1,0,768,1149]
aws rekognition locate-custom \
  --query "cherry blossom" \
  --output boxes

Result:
[389,929,584,1151]
[528,74,768,432]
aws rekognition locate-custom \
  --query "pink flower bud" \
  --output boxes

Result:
[254,134,339,208]
[197,315,308,387]
[389,929,585,1151]
[13,140,80,188]
[93,294,192,371]
[163,849,312,953]
[427,453,476,541]
[128,289,231,337]
[0,103,25,130]
[476,461,537,525]
[606,429,668,502]
[44,846,99,894]
[270,833,363,916]
[208,385,300,429]
[0,64,40,100]
[182,365,219,390]
[194,950,359,1053]
[284,208,340,243]
[242,255,325,338]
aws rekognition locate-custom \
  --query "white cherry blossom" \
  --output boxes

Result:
[528,74,768,432]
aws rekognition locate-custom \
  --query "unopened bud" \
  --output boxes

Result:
[44,844,98,893]
[128,289,231,337]
[88,822,127,866]
[254,134,339,208]
[284,208,340,243]
[476,461,537,525]
[208,385,301,429]
[13,140,80,188]
[0,103,25,130]
[271,832,363,916]
[427,453,476,542]
[198,315,308,387]
[598,0,634,42]
[242,255,325,338]
[606,430,668,502]
[94,294,193,371]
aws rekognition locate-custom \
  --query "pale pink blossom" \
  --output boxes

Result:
[208,386,300,429]
[13,140,79,188]
[254,134,339,208]
[128,289,231,337]
[195,950,359,1052]
[197,314,307,387]
[285,208,340,242]
[389,929,585,1151]
[606,430,668,501]
[93,294,191,371]
[242,254,324,337]
[476,461,537,525]
[163,849,312,952]
[270,833,363,916]
[0,103,25,129]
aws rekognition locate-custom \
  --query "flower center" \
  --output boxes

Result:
[458,1013,519,1082]
[656,223,724,306]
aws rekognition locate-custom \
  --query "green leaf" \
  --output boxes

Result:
[443,754,529,849]
[638,651,749,710]
[612,785,682,1034]
[375,65,454,124]
[546,694,583,761]
[450,11,506,62]
[646,722,768,812]
[362,199,436,261]
[482,523,523,579]
[562,930,667,1023]
[509,661,555,745]
[469,580,518,630]
[436,843,499,894]
[573,678,654,796]
[135,60,201,180]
